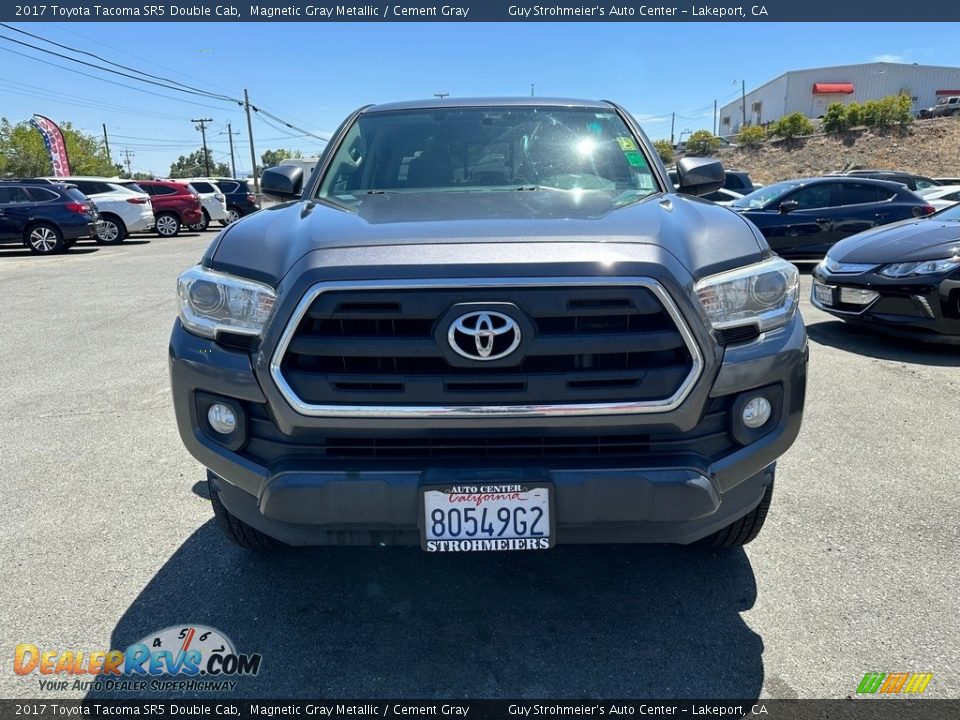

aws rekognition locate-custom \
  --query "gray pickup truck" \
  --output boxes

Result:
[170,97,807,552]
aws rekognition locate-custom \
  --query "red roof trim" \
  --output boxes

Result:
[936,89,960,95]
[813,83,855,94]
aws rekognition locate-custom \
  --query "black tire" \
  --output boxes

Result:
[25,222,65,255]
[189,209,210,232]
[694,481,774,549]
[222,206,241,226]
[209,480,286,551]
[155,212,181,237]
[95,214,127,245]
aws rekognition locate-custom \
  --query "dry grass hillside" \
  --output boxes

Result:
[707,117,960,185]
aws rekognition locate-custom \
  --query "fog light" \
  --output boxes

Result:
[742,397,772,429]
[207,403,237,434]
[840,287,879,306]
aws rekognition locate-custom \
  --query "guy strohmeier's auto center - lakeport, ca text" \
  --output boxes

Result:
[18,4,770,19]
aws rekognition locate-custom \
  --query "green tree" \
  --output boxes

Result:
[821,103,851,134]
[653,139,673,165]
[260,147,302,168]
[684,129,721,156]
[769,112,815,140]
[737,125,767,147]
[0,117,116,177]
[169,148,229,178]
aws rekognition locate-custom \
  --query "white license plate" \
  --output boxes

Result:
[421,484,552,552]
[813,281,835,306]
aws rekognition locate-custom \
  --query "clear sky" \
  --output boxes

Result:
[0,21,950,176]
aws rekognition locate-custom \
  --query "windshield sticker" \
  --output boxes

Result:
[616,137,637,152]
[624,150,646,168]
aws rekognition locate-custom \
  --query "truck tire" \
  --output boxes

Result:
[209,479,286,551]
[695,481,773,548]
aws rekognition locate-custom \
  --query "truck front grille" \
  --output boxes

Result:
[271,280,702,416]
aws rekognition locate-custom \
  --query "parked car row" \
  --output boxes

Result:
[0,176,260,255]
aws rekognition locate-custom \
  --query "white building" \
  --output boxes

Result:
[719,62,960,135]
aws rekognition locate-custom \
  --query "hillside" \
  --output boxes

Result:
[704,117,960,185]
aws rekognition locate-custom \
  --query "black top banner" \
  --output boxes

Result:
[4,0,960,22]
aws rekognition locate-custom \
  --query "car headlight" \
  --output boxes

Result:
[695,257,799,333]
[820,255,878,274]
[878,258,960,277]
[177,265,276,338]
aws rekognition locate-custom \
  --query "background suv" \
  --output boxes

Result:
[840,170,941,192]
[134,180,203,237]
[211,178,260,225]
[47,177,153,243]
[0,180,99,254]
[177,178,229,231]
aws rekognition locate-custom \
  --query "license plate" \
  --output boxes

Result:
[421,483,553,552]
[813,281,835,306]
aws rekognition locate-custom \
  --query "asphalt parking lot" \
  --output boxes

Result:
[0,233,957,701]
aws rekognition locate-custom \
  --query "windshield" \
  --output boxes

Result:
[934,203,960,220]
[316,106,659,207]
[731,180,802,209]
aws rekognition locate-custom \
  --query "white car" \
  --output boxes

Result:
[702,187,744,206]
[45,176,153,243]
[918,184,960,210]
[176,178,229,231]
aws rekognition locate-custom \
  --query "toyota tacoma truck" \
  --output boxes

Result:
[170,98,807,552]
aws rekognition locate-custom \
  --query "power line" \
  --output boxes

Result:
[0,23,239,103]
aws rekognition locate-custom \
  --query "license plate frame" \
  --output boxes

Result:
[813,281,836,307]
[419,482,555,552]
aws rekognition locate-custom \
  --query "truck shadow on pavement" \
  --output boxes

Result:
[86,521,763,700]
[807,320,960,366]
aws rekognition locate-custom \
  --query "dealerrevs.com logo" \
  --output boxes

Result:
[14,625,261,693]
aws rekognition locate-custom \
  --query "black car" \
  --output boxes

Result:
[211,178,260,225]
[0,180,99,255]
[841,170,941,192]
[811,204,960,344]
[731,177,934,259]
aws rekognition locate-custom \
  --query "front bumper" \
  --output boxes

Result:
[812,266,960,343]
[170,311,807,546]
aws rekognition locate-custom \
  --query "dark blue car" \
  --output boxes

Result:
[731,177,934,259]
[0,181,99,255]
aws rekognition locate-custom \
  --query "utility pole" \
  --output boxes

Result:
[670,112,675,145]
[122,148,134,176]
[102,123,111,161]
[741,79,747,128]
[191,117,213,176]
[713,100,718,135]
[243,88,259,194]
[221,123,239,179]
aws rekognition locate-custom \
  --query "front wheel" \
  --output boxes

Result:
[220,207,241,227]
[189,210,210,232]
[155,212,181,237]
[95,215,126,244]
[25,223,65,255]
[209,480,285,552]
[694,481,774,549]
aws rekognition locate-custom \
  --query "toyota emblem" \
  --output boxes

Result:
[447,310,522,361]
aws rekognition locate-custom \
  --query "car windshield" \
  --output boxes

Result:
[731,181,802,209]
[316,106,660,207]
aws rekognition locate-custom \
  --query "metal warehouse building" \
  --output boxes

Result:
[719,62,960,134]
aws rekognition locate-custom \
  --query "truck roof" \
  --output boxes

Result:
[365,97,614,114]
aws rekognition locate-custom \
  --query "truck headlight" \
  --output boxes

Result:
[878,258,960,277]
[177,265,276,339]
[695,258,799,333]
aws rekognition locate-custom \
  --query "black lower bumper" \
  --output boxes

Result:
[170,313,806,547]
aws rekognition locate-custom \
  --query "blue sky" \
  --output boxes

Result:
[0,21,949,176]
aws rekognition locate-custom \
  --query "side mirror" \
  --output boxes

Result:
[260,165,304,202]
[675,157,725,197]
[778,200,799,214]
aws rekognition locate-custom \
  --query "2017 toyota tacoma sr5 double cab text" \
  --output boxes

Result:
[170,98,807,552]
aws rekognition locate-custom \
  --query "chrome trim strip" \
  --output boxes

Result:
[269,278,705,419]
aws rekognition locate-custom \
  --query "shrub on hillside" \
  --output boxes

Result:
[737,125,767,147]
[821,95,912,134]
[769,112,815,140]
[653,139,674,164]
[685,129,721,156]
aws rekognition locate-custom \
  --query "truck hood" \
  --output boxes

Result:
[206,190,765,285]
[828,217,960,263]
